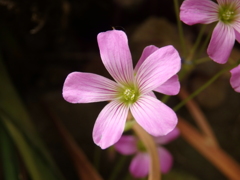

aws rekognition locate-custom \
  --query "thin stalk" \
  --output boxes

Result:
[93,147,101,171]
[173,64,235,111]
[174,0,186,57]
[196,26,212,58]
[0,122,19,180]
[108,155,128,180]
[186,25,206,61]
[194,56,211,65]
[178,88,219,147]
[178,117,240,180]
[161,95,170,103]
[133,123,160,180]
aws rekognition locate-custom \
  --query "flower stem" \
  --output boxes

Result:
[133,123,160,180]
[108,155,128,180]
[196,24,214,58]
[194,56,211,65]
[174,0,186,57]
[187,25,206,61]
[173,64,235,112]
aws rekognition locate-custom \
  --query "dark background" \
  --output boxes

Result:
[1,0,240,179]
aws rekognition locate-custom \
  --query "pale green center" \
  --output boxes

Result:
[218,4,236,23]
[123,88,136,101]
[118,86,139,104]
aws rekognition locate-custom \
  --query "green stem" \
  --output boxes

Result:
[174,0,186,57]
[187,25,206,61]
[173,64,236,112]
[108,155,128,180]
[93,147,101,171]
[161,95,170,103]
[124,120,136,132]
[194,56,211,65]
[0,122,19,180]
[196,25,213,58]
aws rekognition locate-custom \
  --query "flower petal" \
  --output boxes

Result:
[136,45,181,94]
[207,22,235,64]
[154,75,180,95]
[217,0,240,5]
[158,147,173,174]
[154,127,180,145]
[62,72,118,103]
[230,65,240,93]
[147,91,157,99]
[129,153,150,178]
[130,95,178,136]
[97,30,134,85]
[180,0,218,25]
[234,29,240,43]
[114,135,138,155]
[232,19,240,43]
[134,45,159,73]
[93,100,129,149]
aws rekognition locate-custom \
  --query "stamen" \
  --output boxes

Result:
[222,10,234,21]
[123,88,136,101]
[219,4,236,23]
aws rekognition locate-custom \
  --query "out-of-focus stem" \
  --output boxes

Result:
[174,64,235,111]
[132,123,160,180]
[186,25,206,61]
[178,117,240,180]
[174,0,186,57]
[178,88,219,147]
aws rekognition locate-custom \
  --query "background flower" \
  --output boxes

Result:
[114,128,180,178]
[230,65,240,92]
[180,0,240,64]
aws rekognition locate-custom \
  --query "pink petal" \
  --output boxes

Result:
[230,65,240,93]
[92,100,129,149]
[136,45,181,94]
[146,91,157,98]
[217,0,240,5]
[134,45,159,73]
[154,75,180,95]
[158,147,173,174]
[232,20,240,43]
[154,127,180,145]
[114,135,138,155]
[234,29,240,43]
[129,152,150,178]
[207,22,235,64]
[130,95,178,137]
[97,30,134,85]
[62,72,118,103]
[180,0,218,25]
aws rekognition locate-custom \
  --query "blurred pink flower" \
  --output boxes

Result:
[62,30,181,149]
[230,65,240,92]
[115,128,180,178]
[180,0,240,64]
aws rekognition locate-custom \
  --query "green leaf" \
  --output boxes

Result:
[0,123,19,180]
[0,52,66,180]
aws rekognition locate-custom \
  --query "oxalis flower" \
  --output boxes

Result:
[230,65,240,92]
[62,30,181,149]
[180,0,240,64]
[114,128,180,178]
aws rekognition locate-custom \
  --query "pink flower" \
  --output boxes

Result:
[114,128,180,178]
[62,30,181,149]
[180,0,240,64]
[230,65,240,92]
